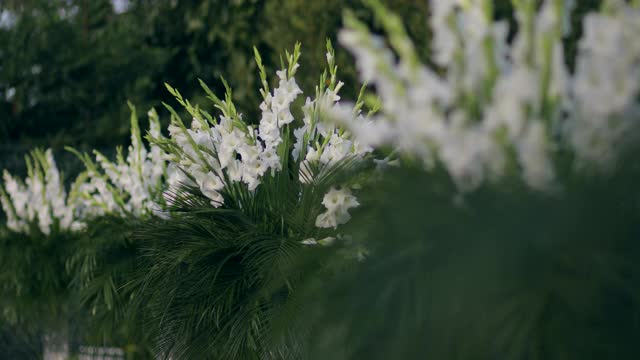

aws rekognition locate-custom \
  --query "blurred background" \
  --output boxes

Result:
[0,0,436,176]
[0,0,600,175]
[0,0,601,172]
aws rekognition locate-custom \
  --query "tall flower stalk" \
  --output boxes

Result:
[0,149,85,235]
[67,103,169,219]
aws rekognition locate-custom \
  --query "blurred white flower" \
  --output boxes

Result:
[111,0,131,14]
[1,150,85,235]
[315,187,359,229]
[5,87,16,101]
[0,10,16,30]
[332,0,640,192]
[75,107,169,218]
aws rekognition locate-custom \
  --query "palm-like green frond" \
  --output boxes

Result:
[0,228,77,332]
[66,216,156,357]
[128,208,300,359]
[127,154,364,359]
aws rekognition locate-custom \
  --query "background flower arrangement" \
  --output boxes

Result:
[0,149,82,330]
[0,107,171,357]
[1,0,640,359]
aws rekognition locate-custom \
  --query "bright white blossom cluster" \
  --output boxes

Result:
[154,43,371,229]
[331,0,640,191]
[292,50,373,185]
[0,149,85,235]
[160,63,297,203]
[0,108,169,235]
[315,187,360,229]
[70,105,168,218]
[568,0,640,167]
[0,45,372,235]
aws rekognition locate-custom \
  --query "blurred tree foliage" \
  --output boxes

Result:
[261,0,431,101]
[0,0,168,148]
[0,0,601,150]
[0,0,429,151]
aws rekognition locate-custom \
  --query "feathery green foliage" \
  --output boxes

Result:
[66,216,155,358]
[128,151,364,359]
[0,228,77,332]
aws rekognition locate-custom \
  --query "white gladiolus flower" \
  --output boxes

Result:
[569,6,640,167]
[331,0,640,192]
[195,171,224,206]
[0,150,86,235]
[157,44,371,229]
[301,238,318,246]
[74,106,169,218]
[315,187,360,229]
[517,121,555,190]
[163,73,298,203]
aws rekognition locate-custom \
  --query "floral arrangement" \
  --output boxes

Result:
[115,43,377,358]
[153,42,372,231]
[0,104,170,356]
